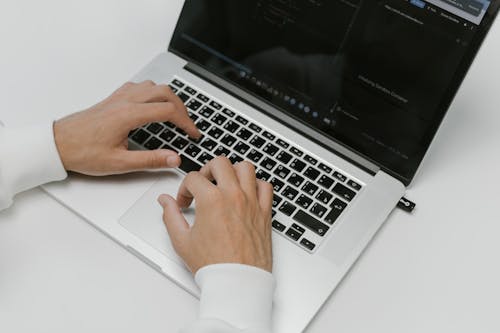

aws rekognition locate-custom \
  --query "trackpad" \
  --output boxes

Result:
[118,172,195,266]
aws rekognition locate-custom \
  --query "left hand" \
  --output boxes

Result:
[54,81,201,176]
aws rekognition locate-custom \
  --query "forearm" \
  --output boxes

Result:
[0,122,67,211]
[182,264,275,333]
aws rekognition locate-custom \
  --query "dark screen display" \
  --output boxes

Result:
[170,0,498,183]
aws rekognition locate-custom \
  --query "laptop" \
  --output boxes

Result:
[43,0,499,332]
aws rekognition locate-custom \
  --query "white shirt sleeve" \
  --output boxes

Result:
[182,264,275,333]
[0,123,275,332]
[0,122,67,210]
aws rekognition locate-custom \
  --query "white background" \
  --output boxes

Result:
[1,1,499,332]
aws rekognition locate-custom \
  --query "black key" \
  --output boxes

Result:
[282,186,299,201]
[260,157,277,171]
[185,144,202,159]
[222,108,235,117]
[304,167,321,181]
[197,93,209,103]
[304,155,318,165]
[272,195,283,208]
[220,134,237,147]
[187,99,202,111]
[300,238,316,251]
[296,194,313,209]
[172,79,185,88]
[208,126,224,139]
[236,128,253,141]
[214,146,230,157]
[262,131,276,141]
[347,180,362,191]
[161,143,177,153]
[177,92,190,103]
[196,119,211,132]
[285,228,301,241]
[164,121,175,128]
[290,159,307,172]
[201,138,217,151]
[184,86,197,95]
[249,123,262,133]
[272,210,277,217]
[276,139,289,149]
[189,113,199,122]
[316,190,333,205]
[229,153,244,164]
[212,114,227,126]
[128,129,138,138]
[318,175,335,189]
[293,210,329,237]
[333,171,347,182]
[130,129,150,144]
[147,123,164,134]
[302,181,319,196]
[197,152,214,164]
[175,127,187,136]
[290,147,304,157]
[247,149,264,163]
[279,201,297,216]
[310,203,328,219]
[234,142,250,155]
[209,101,223,110]
[250,135,266,148]
[144,137,162,150]
[179,155,202,173]
[200,106,215,118]
[333,183,356,202]
[263,143,279,156]
[256,169,271,181]
[172,137,189,150]
[318,163,332,174]
[274,165,291,179]
[276,151,293,164]
[288,173,305,187]
[270,178,285,192]
[291,223,306,234]
[325,198,348,225]
[235,115,248,125]
[224,120,240,133]
[272,220,286,232]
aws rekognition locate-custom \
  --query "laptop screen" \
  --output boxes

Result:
[170,0,499,184]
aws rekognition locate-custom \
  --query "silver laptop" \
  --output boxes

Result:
[43,1,499,332]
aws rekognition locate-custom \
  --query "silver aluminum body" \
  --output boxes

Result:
[43,52,405,332]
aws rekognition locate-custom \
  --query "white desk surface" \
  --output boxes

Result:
[1,1,499,332]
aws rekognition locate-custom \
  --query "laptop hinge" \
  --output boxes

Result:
[184,61,381,177]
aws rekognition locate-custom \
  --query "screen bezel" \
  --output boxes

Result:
[168,1,500,186]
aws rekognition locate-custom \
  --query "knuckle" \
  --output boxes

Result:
[142,80,156,86]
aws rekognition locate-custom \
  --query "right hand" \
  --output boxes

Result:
[158,157,274,274]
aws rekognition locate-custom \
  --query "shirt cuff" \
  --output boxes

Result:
[195,264,275,331]
[0,121,67,197]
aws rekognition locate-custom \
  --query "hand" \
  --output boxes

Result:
[53,81,201,176]
[158,157,274,274]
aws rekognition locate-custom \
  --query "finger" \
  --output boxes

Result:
[117,81,156,102]
[147,85,189,118]
[113,149,181,173]
[176,171,217,208]
[131,102,200,139]
[157,194,190,256]
[198,157,240,191]
[234,161,257,199]
[256,180,274,218]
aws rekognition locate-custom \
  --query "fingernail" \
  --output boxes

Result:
[167,155,180,167]
[157,195,168,206]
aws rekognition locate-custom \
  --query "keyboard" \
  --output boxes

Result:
[129,78,364,253]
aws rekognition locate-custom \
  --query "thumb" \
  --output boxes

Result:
[157,194,190,256]
[117,149,181,172]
